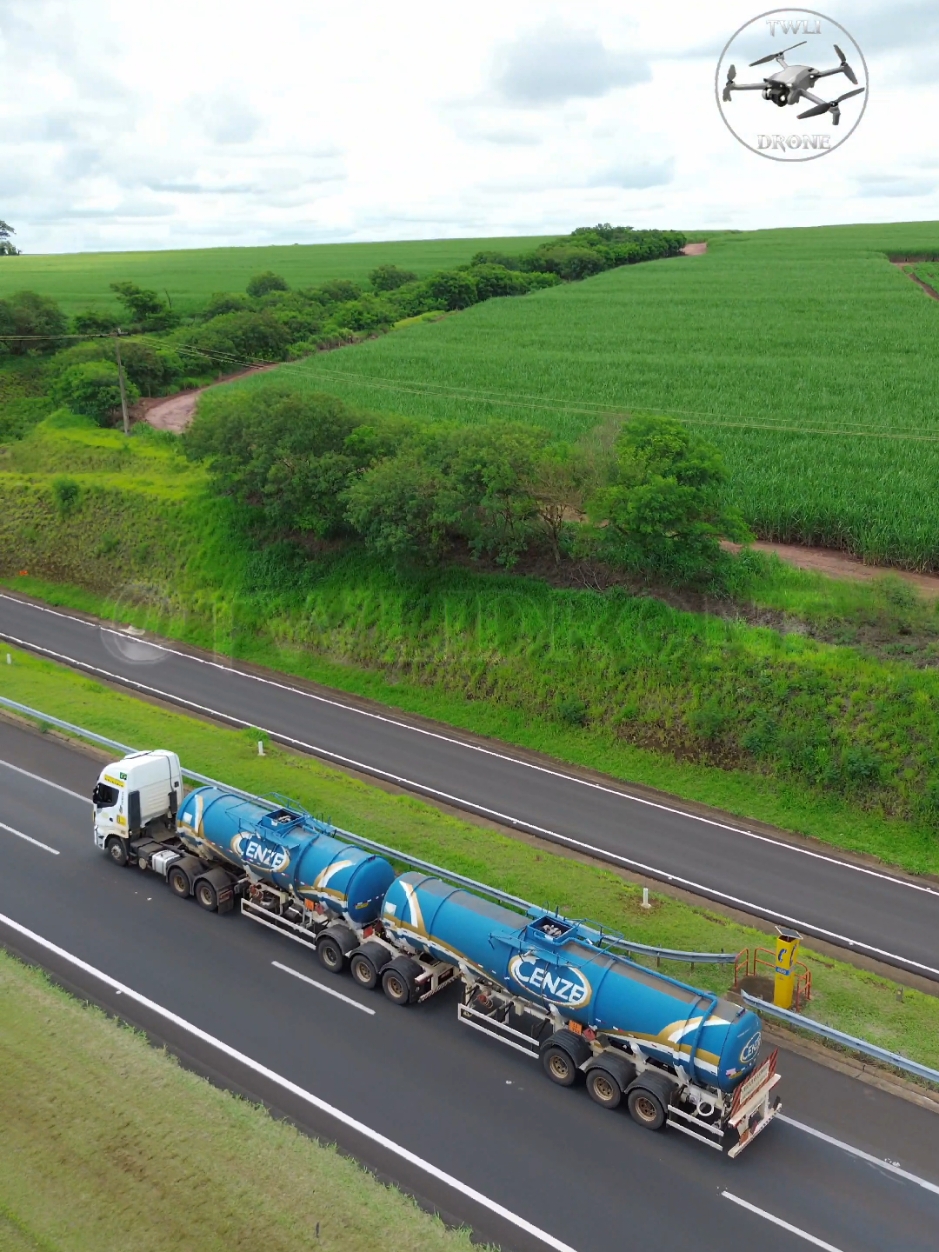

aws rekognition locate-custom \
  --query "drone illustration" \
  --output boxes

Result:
[722,41,864,125]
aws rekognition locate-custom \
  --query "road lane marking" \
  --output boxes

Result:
[0,821,60,855]
[0,757,88,802]
[3,596,935,896]
[272,960,376,1015]
[722,1192,845,1250]
[780,1114,939,1198]
[0,910,578,1252]
[3,620,939,980]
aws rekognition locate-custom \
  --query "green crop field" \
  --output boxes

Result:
[215,221,939,568]
[0,235,551,317]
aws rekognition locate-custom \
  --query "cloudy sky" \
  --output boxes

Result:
[1,0,937,253]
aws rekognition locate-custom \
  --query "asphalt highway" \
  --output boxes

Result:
[1,720,939,1252]
[1,590,939,983]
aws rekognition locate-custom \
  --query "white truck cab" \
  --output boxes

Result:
[92,750,182,851]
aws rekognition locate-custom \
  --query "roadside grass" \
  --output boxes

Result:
[0,235,552,318]
[211,221,939,568]
[0,949,482,1252]
[4,419,939,877]
[2,644,939,1074]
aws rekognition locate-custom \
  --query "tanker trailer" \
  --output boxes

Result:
[378,871,780,1156]
[173,786,397,969]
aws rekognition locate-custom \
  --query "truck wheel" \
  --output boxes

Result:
[586,1068,622,1109]
[316,934,347,974]
[627,1086,667,1131]
[105,837,128,867]
[195,880,218,912]
[168,865,190,898]
[542,1045,578,1088]
[350,952,379,989]
[381,961,419,1006]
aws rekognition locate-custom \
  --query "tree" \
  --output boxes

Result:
[530,443,592,564]
[369,263,419,292]
[425,270,478,310]
[51,360,140,424]
[185,310,292,365]
[246,271,289,298]
[71,308,120,334]
[0,220,21,256]
[185,386,365,538]
[344,454,447,560]
[589,416,750,581]
[110,281,179,330]
[0,290,67,353]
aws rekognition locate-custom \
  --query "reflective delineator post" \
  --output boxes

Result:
[773,929,801,1009]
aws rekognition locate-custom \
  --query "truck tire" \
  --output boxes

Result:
[105,837,128,868]
[195,879,218,911]
[627,1086,667,1130]
[316,925,357,974]
[541,1046,579,1087]
[626,1072,676,1132]
[350,942,391,990]
[381,957,421,1006]
[168,865,191,898]
[586,1068,623,1109]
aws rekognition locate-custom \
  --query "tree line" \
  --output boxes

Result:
[1,224,687,426]
[185,386,746,585]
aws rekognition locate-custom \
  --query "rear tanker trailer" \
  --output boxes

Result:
[92,753,779,1156]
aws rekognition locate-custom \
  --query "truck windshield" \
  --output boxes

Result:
[92,783,119,808]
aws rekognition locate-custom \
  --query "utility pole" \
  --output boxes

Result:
[114,331,130,435]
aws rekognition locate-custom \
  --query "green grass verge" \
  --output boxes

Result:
[0,235,552,318]
[3,418,939,878]
[209,221,939,567]
[0,948,480,1252]
[2,644,938,1074]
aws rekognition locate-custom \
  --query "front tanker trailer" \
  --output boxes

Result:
[379,872,780,1156]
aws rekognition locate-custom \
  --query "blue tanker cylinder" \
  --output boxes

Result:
[381,872,763,1094]
[177,787,395,924]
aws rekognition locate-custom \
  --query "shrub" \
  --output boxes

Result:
[842,744,883,788]
[51,476,81,515]
[424,270,478,310]
[246,271,289,298]
[185,311,292,364]
[71,309,120,334]
[369,264,419,292]
[50,361,139,424]
[557,697,588,727]
[0,290,67,354]
[317,279,363,304]
[203,292,251,319]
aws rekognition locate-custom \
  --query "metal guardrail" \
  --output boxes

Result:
[0,692,737,967]
[741,991,939,1087]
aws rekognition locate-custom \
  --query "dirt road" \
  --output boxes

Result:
[726,540,939,599]
[140,365,276,434]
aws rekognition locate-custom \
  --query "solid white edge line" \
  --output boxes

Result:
[721,1191,845,1251]
[0,757,89,803]
[779,1115,939,1198]
[0,910,578,1252]
[2,630,938,979]
[2,593,935,900]
[272,960,376,1015]
[5,625,939,980]
[0,820,60,855]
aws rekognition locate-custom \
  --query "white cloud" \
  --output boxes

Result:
[0,0,937,253]
[491,26,651,105]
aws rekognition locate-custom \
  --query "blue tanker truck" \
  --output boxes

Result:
[93,761,781,1157]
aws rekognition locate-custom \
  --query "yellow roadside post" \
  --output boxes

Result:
[773,929,801,1009]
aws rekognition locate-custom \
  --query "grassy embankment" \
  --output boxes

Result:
[0,948,481,1252]
[0,235,553,319]
[214,221,939,568]
[3,418,939,879]
[2,644,939,1074]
